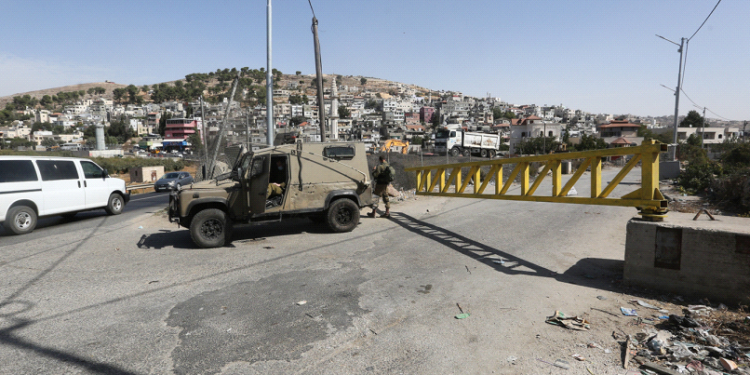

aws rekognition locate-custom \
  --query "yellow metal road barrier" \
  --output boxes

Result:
[405,140,669,220]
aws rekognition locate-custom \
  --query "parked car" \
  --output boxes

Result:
[0,156,130,235]
[154,172,193,192]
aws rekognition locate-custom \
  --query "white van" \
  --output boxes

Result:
[0,156,130,235]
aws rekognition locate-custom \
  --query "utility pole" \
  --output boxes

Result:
[657,34,685,161]
[200,96,207,180]
[312,16,326,142]
[701,106,706,149]
[266,0,274,146]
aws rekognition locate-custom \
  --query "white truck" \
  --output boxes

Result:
[434,128,501,158]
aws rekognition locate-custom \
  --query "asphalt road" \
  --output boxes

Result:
[0,167,658,375]
[0,191,170,245]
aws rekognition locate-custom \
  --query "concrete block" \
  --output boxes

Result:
[624,213,750,304]
[660,161,680,179]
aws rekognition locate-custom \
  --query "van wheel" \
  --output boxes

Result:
[4,205,37,235]
[450,148,460,157]
[326,199,360,233]
[190,209,230,248]
[480,149,488,158]
[105,193,124,215]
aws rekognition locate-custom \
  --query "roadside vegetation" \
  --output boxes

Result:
[676,135,750,213]
[0,150,187,174]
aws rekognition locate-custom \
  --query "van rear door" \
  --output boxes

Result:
[35,159,86,214]
[0,159,43,221]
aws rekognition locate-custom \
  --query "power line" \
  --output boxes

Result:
[680,40,689,89]
[706,108,734,122]
[680,88,735,121]
[307,0,316,18]
[689,0,722,41]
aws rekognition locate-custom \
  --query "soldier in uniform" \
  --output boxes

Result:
[267,159,286,199]
[367,155,391,218]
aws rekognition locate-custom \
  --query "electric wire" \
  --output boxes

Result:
[680,88,735,122]
[680,40,689,89]
[689,0,722,41]
[307,0,316,18]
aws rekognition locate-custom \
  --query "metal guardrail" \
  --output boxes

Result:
[126,183,155,191]
[404,140,669,221]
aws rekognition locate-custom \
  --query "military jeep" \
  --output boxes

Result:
[168,142,373,248]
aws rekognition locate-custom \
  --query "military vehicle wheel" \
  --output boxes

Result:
[326,199,360,233]
[480,149,488,158]
[190,208,230,248]
[104,193,124,215]
[450,148,460,157]
[4,205,37,235]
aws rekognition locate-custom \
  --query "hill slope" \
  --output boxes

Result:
[0,82,127,109]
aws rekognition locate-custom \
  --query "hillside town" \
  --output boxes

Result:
[1,71,746,158]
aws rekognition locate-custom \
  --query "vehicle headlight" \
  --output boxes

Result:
[168,181,175,185]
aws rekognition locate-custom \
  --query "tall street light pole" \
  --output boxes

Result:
[266,0,274,146]
[312,17,326,142]
[656,34,685,161]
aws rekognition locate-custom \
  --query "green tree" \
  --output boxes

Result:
[576,134,608,151]
[290,116,308,127]
[141,85,150,92]
[338,105,351,119]
[158,112,172,136]
[503,111,516,120]
[95,87,106,95]
[41,138,58,148]
[360,77,367,86]
[492,107,503,120]
[517,136,560,154]
[40,95,53,107]
[686,133,702,147]
[188,132,203,152]
[126,85,140,104]
[296,71,301,76]
[680,110,704,128]
[87,88,96,96]
[113,88,125,104]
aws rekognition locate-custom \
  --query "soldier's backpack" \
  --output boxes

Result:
[384,165,396,183]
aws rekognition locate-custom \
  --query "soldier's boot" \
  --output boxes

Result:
[381,208,390,218]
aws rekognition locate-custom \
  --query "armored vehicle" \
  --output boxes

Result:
[168,142,372,248]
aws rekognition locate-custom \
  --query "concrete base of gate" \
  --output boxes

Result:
[624,212,750,304]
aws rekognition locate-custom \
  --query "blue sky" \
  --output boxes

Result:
[2,0,748,120]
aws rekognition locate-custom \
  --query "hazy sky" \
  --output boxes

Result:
[2,0,748,120]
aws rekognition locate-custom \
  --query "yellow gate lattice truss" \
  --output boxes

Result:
[404,140,669,220]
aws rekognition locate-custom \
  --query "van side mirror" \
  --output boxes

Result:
[103,169,109,179]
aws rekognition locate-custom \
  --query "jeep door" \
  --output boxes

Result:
[247,155,270,215]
